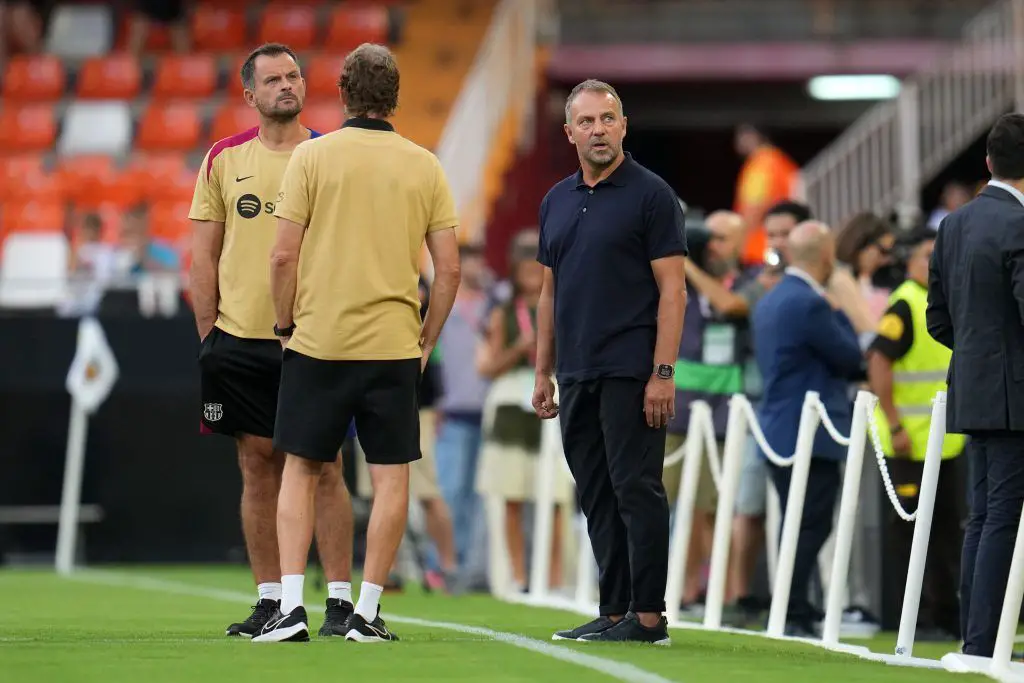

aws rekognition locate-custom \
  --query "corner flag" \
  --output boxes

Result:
[65,317,119,415]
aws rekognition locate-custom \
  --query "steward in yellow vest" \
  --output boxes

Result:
[867,227,963,640]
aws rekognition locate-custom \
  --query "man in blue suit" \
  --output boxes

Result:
[752,221,864,635]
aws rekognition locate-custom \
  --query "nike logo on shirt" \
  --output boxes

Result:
[235,175,254,182]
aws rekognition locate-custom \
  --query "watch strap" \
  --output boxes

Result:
[273,323,295,337]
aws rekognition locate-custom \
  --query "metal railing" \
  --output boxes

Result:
[801,0,1024,230]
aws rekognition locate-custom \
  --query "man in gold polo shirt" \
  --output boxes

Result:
[252,43,461,644]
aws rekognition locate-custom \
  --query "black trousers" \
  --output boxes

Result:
[961,432,1024,657]
[559,378,670,615]
[768,457,841,622]
[886,457,962,637]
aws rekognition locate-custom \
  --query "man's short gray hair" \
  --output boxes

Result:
[564,79,624,125]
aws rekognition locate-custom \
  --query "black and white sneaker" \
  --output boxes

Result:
[225,599,279,638]
[344,608,399,642]
[318,598,355,637]
[552,616,616,641]
[578,612,671,645]
[252,606,310,643]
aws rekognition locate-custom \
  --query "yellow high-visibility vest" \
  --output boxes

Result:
[873,280,966,461]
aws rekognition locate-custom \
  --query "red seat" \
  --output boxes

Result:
[0,155,45,202]
[304,53,347,100]
[148,200,192,244]
[57,156,138,210]
[127,153,192,204]
[299,103,343,134]
[135,102,202,151]
[2,55,66,101]
[76,54,142,99]
[1,201,66,235]
[210,103,258,144]
[152,54,218,100]
[190,5,247,51]
[0,105,57,152]
[258,5,318,50]
[325,3,389,50]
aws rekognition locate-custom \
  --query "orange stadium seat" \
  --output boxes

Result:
[148,200,192,244]
[76,54,142,100]
[136,102,202,151]
[258,5,319,51]
[0,154,45,202]
[57,156,138,209]
[0,105,57,152]
[302,103,343,134]
[152,54,218,100]
[1,201,66,236]
[304,53,346,100]
[210,103,257,144]
[2,55,66,101]
[126,153,193,204]
[325,3,389,50]
[190,5,247,51]
[4,164,62,204]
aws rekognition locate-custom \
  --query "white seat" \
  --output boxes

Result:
[58,102,132,157]
[0,232,70,309]
[45,5,113,58]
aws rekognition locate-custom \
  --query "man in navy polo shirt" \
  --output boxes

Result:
[533,79,688,645]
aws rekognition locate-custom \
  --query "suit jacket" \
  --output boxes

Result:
[926,184,1024,433]
[752,273,863,461]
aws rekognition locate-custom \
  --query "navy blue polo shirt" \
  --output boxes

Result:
[537,153,687,384]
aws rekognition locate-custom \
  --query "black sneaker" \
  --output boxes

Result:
[225,598,279,638]
[578,612,671,645]
[318,598,355,637]
[251,606,310,643]
[344,608,399,642]
[552,616,617,641]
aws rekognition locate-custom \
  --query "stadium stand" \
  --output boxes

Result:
[0,0,498,282]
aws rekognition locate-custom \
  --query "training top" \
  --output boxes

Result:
[274,117,458,361]
[189,126,322,340]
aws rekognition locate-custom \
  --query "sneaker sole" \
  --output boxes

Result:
[551,634,573,641]
[252,624,310,643]
[225,631,254,638]
[577,636,672,646]
[345,629,394,643]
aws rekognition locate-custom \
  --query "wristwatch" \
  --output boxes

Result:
[654,364,674,380]
[273,323,296,337]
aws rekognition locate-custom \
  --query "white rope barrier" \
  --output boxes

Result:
[863,394,919,522]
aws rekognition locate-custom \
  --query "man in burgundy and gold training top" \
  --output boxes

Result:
[188,43,355,640]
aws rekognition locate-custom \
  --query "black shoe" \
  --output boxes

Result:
[318,598,355,637]
[225,598,279,638]
[251,606,310,643]
[783,618,819,639]
[578,612,671,645]
[344,608,399,642]
[552,616,617,641]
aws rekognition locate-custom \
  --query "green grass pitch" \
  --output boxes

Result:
[0,565,988,682]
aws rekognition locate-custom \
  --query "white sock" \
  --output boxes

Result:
[257,582,282,603]
[328,581,352,604]
[355,581,384,622]
[281,574,305,615]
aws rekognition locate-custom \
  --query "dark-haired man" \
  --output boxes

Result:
[928,112,1024,658]
[255,43,461,644]
[189,42,355,639]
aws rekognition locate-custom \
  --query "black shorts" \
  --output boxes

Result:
[274,350,421,465]
[198,327,281,439]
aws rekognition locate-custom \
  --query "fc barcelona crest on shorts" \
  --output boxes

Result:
[204,403,223,422]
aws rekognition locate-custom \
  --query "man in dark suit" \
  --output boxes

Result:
[927,112,1024,658]
[752,221,864,636]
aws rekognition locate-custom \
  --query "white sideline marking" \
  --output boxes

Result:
[69,571,678,683]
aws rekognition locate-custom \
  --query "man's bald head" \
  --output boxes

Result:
[787,221,836,283]
[705,210,746,273]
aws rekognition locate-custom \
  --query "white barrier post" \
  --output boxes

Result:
[894,391,947,657]
[665,403,710,625]
[820,391,871,645]
[703,395,749,629]
[991,505,1024,679]
[766,392,821,638]
[528,417,560,600]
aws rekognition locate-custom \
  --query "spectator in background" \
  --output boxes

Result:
[115,205,179,277]
[927,180,973,230]
[59,212,116,317]
[834,211,896,323]
[867,227,964,642]
[435,244,492,588]
[127,0,189,55]
[476,234,570,594]
[752,221,863,637]
[733,124,800,268]
[665,210,757,615]
[2,1,44,57]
